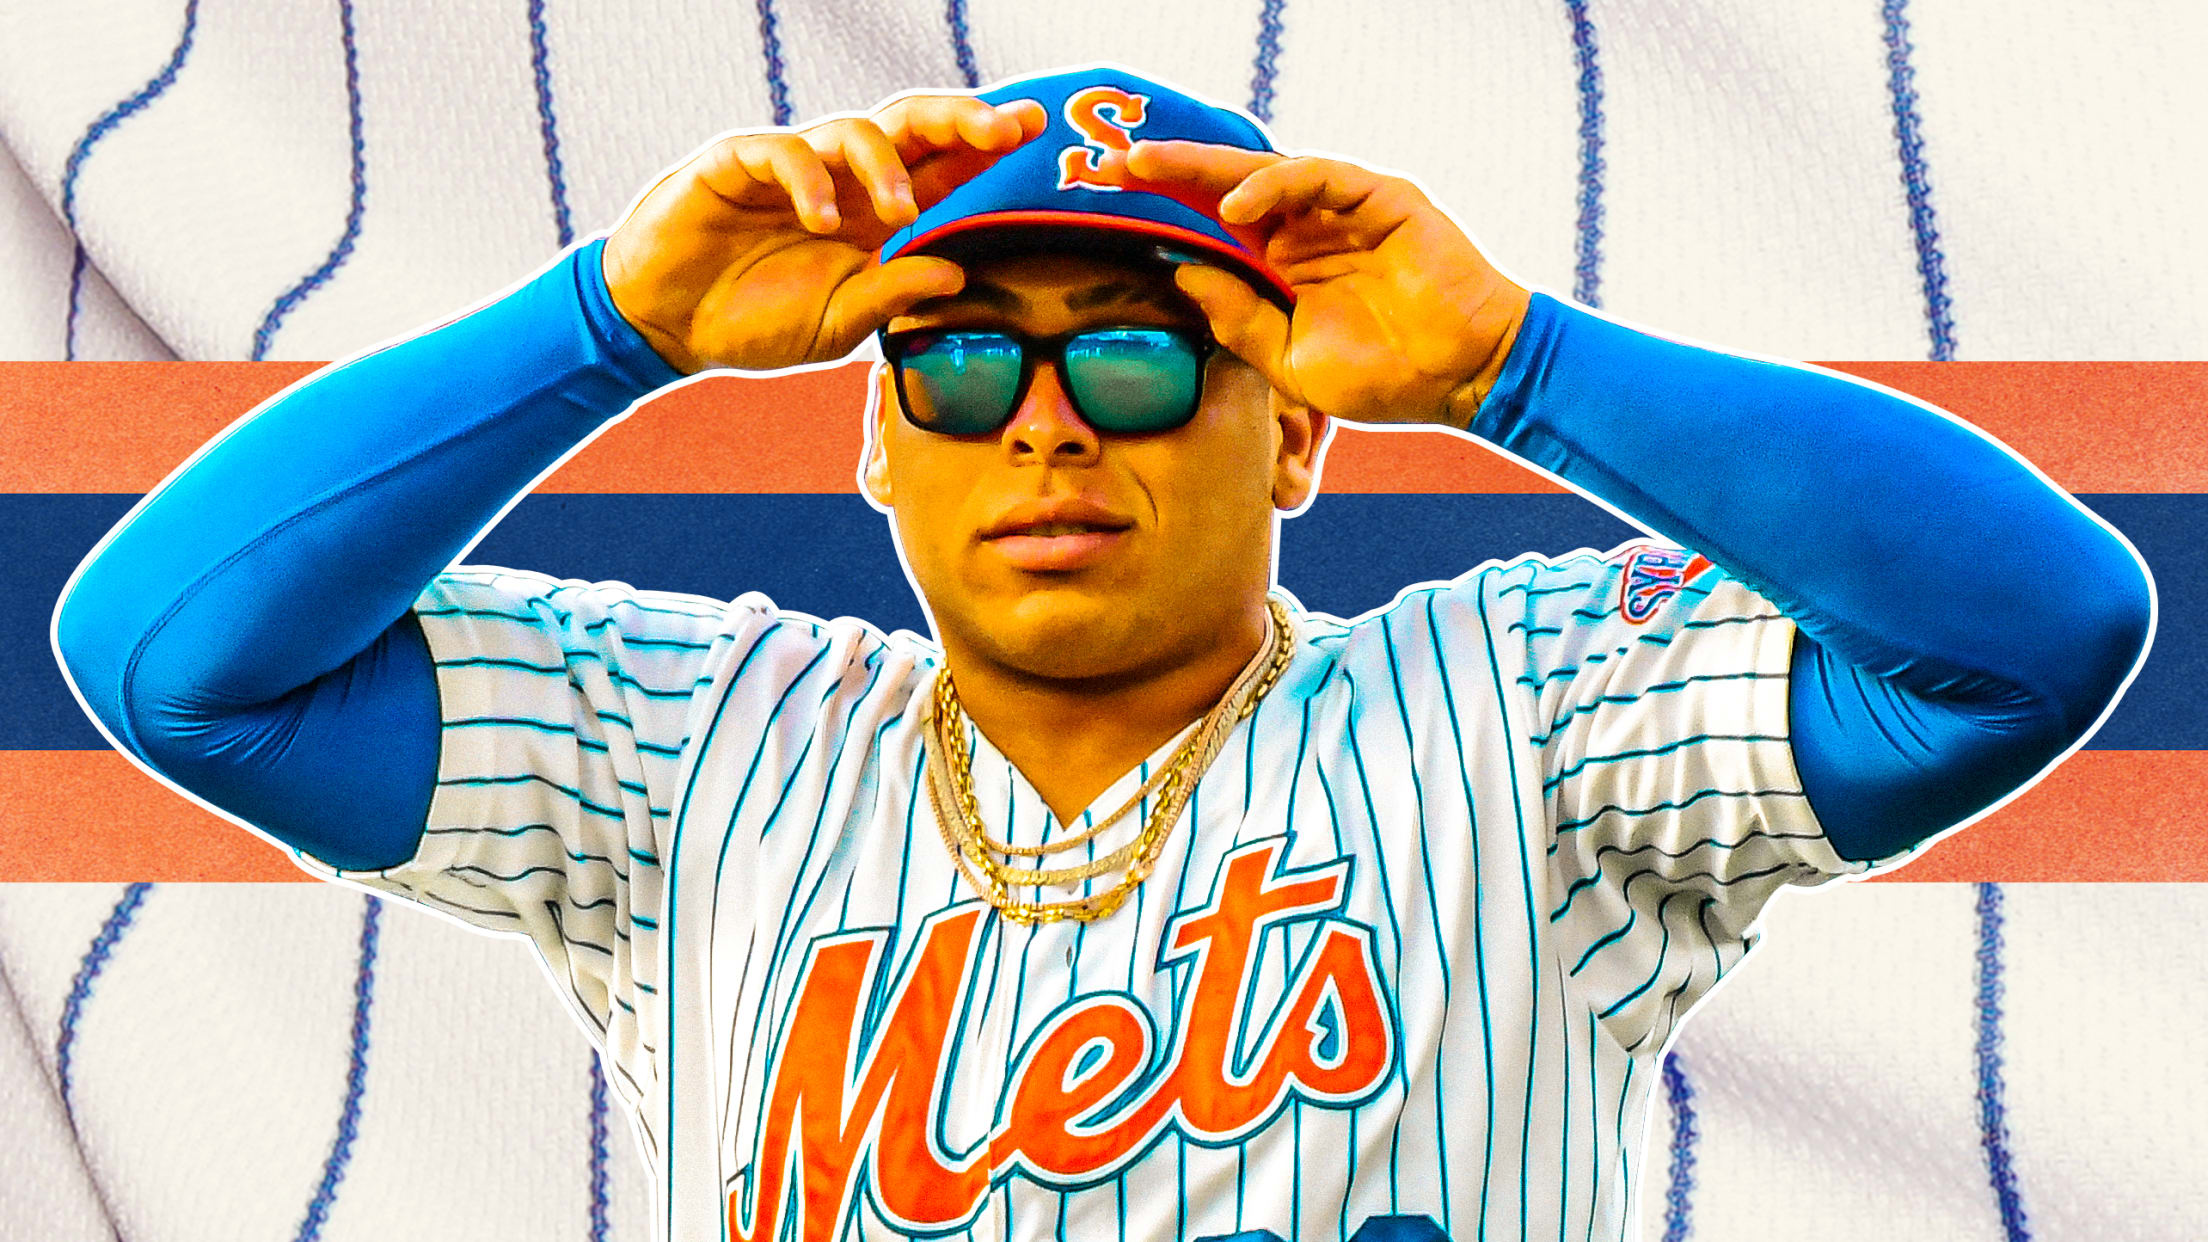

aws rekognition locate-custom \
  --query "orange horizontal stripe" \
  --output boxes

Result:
[1,750,306,882]
[1862,749,2208,883]
[1,749,2197,883]
[2,361,2200,495]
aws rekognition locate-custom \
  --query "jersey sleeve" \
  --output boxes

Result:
[290,567,781,1078]
[1494,544,1864,1053]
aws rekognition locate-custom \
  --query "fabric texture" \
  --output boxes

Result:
[1,2,2198,1241]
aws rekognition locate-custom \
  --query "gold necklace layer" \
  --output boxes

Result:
[925,597,1297,926]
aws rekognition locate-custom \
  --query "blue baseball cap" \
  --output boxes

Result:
[879,66,1295,306]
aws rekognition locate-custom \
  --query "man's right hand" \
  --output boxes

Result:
[602,95,1047,374]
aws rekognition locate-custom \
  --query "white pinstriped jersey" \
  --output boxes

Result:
[304,543,1866,1242]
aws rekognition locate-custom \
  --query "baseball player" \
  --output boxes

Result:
[54,66,2149,1242]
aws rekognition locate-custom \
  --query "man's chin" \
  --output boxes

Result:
[950,584,1175,683]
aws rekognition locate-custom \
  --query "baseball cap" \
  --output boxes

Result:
[879,66,1295,306]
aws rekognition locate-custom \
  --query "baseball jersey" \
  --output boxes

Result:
[298,539,1863,1242]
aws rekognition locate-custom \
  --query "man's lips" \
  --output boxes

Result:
[980,503,1134,572]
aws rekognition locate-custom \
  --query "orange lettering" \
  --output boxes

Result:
[1164,840,1353,1137]
[728,906,990,1242]
[730,841,1398,1235]
[1057,86,1150,190]
[1272,925,1395,1100]
[997,997,1157,1176]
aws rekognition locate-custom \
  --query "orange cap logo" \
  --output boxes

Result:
[1057,86,1151,191]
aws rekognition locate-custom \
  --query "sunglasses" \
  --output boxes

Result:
[879,325,1219,436]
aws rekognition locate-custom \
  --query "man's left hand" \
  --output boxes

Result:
[1123,141,1530,430]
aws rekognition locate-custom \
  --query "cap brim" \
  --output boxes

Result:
[901,211,1296,309]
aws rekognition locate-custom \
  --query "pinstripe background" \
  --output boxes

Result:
[0,2,2202,1240]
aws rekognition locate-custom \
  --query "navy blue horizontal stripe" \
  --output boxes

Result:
[13,492,2197,748]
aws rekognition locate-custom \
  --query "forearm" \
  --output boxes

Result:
[54,239,680,865]
[1471,295,2152,855]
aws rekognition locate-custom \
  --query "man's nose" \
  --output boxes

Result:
[1001,362,1103,465]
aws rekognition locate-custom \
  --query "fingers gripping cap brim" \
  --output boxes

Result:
[879,66,1295,307]
[896,215,1297,310]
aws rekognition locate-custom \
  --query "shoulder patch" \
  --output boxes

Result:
[1618,546,1714,624]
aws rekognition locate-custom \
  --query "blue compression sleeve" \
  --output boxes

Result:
[1477,295,2153,860]
[55,240,681,870]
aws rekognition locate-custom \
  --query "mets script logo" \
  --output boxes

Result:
[726,837,1396,1242]
[1057,85,1150,191]
[1619,545,1713,623]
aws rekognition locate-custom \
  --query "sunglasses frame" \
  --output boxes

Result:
[878,324,1220,437]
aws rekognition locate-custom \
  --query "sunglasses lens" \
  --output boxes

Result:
[1063,330,1204,433]
[897,333,1023,434]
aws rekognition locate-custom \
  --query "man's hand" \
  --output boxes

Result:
[1123,141,1531,429]
[602,96,1047,374]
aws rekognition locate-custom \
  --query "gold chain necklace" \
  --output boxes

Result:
[925,596,1297,925]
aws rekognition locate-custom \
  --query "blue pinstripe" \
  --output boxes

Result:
[1561,0,1606,308]
[1170,779,1205,1242]
[1582,1020,1597,1242]
[588,1053,613,1242]
[719,646,872,1177]
[1555,969,1572,1242]
[58,882,154,1116]
[756,0,795,127]
[1880,0,1958,360]
[1612,1059,1636,1238]
[1659,1052,1698,1242]
[1478,580,1548,1240]
[292,894,381,1242]
[1974,882,2031,1240]
[1300,684,1361,1240]
[740,655,898,1063]
[1332,670,1407,1210]
[436,652,699,698]
[945,0,981,88]
[1549,837,1817,919]
[1528,671,1780,748]
[1001,854,1039,1238]
[1625,904,1708,1058]
[1417,594,1494,1237]
[1542,735,1785,792]
[1249,0,1289,123]
[444,714,670,758]
[436,772,651,821]
[1280,705,1315,1242]
[1550,788,1806,843]
[527,0,576,248]
[662,623,785,1242]
[59,0,200,360]
[253,0,366,360]
[1378,605,1454,1233]
[1597,892,1685,1020]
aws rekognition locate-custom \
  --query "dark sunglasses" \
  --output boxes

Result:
[879,325,1218,436]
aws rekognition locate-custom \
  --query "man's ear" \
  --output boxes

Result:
[861,363,894,511]
[1270,390,1330,513]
